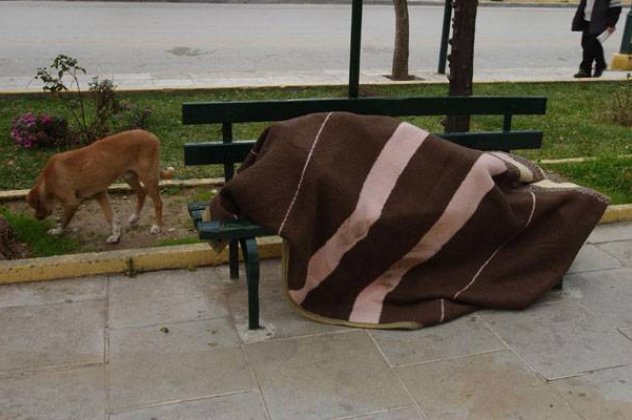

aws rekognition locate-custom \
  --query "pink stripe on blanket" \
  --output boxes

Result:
[288,123,430,305]
[349,153,508,324]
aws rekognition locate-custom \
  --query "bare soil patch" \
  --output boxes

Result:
[4,186,214,257]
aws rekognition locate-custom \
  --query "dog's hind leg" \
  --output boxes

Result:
[148,185,163,235]
[94,191,121,244]
[138,175,162,235]
[123,170,146,226]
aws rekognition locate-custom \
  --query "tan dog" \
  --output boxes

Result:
[26,129,174,244]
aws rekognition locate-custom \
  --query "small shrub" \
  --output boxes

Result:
[114,100,153,130]
[34,54,152,146]
[607,73,632,127]
[88,77,121,140]
[10,113,70,149]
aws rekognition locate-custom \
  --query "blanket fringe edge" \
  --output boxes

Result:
[281,240,425,331]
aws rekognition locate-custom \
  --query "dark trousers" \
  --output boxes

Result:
[579,20,606,72]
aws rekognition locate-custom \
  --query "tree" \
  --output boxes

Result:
[445,0,479,132]
[391,0,412,81]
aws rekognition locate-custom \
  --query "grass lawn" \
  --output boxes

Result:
[1,81,631,203]
[0,207,80,257]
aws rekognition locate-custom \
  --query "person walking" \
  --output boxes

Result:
[572,0,623,78]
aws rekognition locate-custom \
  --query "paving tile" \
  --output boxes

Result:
[621,328,632,341]
[0,76,34,85]
[480,301,632,380]
[0,367,105,420]
[229,258,286,301]
[567,244,622,274]
[536,281,586,305]
[228,288,350,343]
[564,268,632,328]
[246,331,412,420]
[113,80,156,89]
[111,72,152,81]
[549,365,632,420]
[0,300,105,374]
[599,240,632,267]
[108,268,230,329]
[109,391,267,420]
[336,406,422,420]
[0,276,106,309]
[588,222,632,244]
[153,79,196,87]
[369,315,505,367]
[227,259,351,342]
[395,351,581,420]
[108,318,252,410]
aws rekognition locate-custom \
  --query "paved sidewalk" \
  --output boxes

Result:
[0,222,630,419]
[1,66,630,93]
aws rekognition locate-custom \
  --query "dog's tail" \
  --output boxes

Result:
[161,167,175,180]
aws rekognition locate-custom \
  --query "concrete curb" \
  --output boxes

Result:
[0,236,283,285]
[599,204,632,224]
[3,69,630,96]
[0,205,630,285]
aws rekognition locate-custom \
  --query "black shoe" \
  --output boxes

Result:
[593,65,606,78]
[574,69,591,78]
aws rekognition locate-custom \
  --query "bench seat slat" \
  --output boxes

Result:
[187,201,208,224]
[187,201,273,240]
[183,96,546,125]
[197,220,273,241]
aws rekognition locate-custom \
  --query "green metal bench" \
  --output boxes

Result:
[183,95,547,330]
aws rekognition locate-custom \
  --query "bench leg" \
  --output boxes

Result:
[229,240,239,279]
[239,237,261,330]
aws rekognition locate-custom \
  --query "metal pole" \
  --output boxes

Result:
[619,6,632,55]
[438,0,453,74]
[349,0,363,98]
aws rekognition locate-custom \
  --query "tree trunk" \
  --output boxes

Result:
[391,0,411,80]
[446,0,479,132]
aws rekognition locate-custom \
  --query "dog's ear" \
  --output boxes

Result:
[26,184,52,220]
[25,188,38,208]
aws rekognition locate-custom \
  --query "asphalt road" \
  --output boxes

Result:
[0,1,623,80]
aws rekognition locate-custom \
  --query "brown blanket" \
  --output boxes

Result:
[210,112,608,329]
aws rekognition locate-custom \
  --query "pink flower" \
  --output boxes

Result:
[11,112,66,149]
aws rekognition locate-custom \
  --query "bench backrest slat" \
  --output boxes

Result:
[183,130,542,166]
[182,96,546,125]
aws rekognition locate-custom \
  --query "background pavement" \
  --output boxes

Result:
[2,64,629,93]
[1,1,631,93]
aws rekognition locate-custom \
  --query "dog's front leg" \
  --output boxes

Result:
[94,191,121,244]
[47,203,79,236]
[47,225,65,236]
